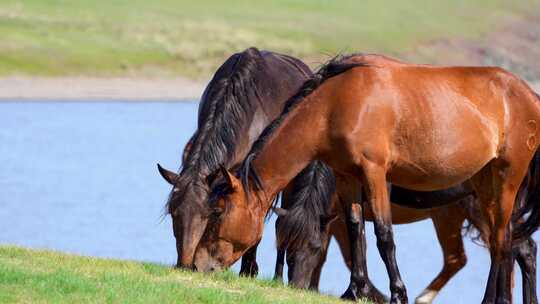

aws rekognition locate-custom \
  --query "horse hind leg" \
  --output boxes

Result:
[472,161,524,304]
[515,237,538,304]
[415,202,468,304]
[495,223,513,304]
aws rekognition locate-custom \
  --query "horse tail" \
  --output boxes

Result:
[461,196,490,247]
[512,91,540,242]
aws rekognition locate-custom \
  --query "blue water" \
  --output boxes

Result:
[0,101,537,303]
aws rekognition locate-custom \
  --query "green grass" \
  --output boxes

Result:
[0,0,535,78]
[0,246,366,304]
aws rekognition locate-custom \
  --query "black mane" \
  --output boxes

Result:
[184,47,266,175]
[166,47,267,214]
[275,161,336,251]
[239,53,368,193]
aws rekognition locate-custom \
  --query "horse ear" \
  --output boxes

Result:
[219,165,241,190]
[320,213,339,228]
[157,163,178,185]
[273,207,289,217]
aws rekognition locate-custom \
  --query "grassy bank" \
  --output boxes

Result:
[0,0,535,79]
[0,246,364,304]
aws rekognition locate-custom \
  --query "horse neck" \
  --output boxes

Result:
[252,96,330,210]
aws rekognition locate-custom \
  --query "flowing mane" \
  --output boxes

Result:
[239,54,369,193]
[184,47,266,174]
[166,47,269,214]
[276,161,336,252]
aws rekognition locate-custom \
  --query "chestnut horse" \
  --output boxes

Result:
[156,47,311,273]
[194,54,540,304]
[274,161,538,304]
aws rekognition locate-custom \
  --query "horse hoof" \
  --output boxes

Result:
[239,262,258,277]
[365,288,389,303]
[341,287,359,302]
[390,293,408,304]
[390,298,407,304]
[342,283,388,303]
[370,293,389,304]
[272,275,283,284]
[415,289,439,304]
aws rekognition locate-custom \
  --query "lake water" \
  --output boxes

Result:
[0,101,537,303]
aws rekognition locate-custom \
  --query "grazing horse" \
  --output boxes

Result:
[274,161,538,304]
[156,47,312,273]
[193,54,540,304]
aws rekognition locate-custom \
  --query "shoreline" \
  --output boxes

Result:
[0,76,538,102]
[0,76,207,101]
[533,81,540,93]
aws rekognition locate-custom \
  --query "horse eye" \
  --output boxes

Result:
[309,240,322,250]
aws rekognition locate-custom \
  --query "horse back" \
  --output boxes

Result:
[257,51,313,116]
[325,64,538,190]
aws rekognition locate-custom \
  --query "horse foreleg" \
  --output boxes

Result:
[515,237,538,304]
[332,215,388,303]
[416,204,468,304]
[274,185,293,282]
[239,241,259,277]
[340,201,373,302]
[273,212,285,282]
[363,164,407,304]
[273,248,285,282]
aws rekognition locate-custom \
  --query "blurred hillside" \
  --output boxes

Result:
[0,0,538,80]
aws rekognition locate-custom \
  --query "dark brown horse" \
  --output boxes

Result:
[156,47,311,273]
[193,54,540,304]
[274,161,538,304]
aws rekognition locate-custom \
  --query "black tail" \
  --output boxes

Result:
[513,92,540,242]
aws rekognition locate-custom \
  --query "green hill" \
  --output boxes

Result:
[0,0,534,78]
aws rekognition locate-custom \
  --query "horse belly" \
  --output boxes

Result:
[388,107,500,191]
[390,147,494,190]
